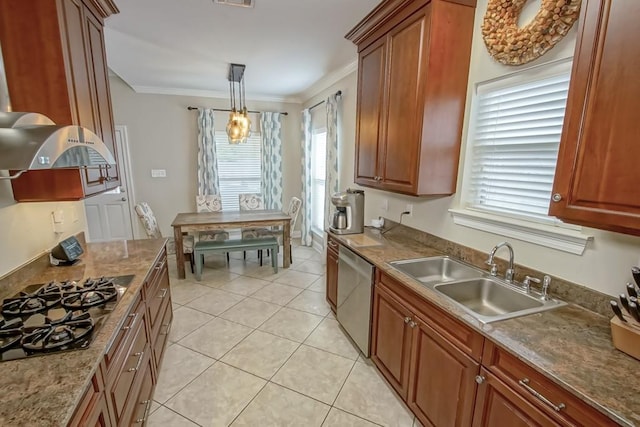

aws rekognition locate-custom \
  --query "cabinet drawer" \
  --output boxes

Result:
[153,297,173,372]
[69,362,110,427]
[146,254,170,334]
[482,342,617,426]
[104,293,144,373]
[378,271,484,360]
[105,308,149,424]
[123,351,155,427]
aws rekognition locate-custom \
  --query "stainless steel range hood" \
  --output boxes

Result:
[0,112,116,177]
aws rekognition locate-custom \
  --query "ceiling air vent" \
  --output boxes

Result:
[214,0,254,8]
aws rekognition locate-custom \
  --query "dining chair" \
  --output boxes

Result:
[256,196,301,263]
[134,202,195,273]
[196,195,230,264]
[238,193,268,263]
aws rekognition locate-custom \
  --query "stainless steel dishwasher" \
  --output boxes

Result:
[337,245,375,356]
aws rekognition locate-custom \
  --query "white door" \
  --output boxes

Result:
[85,126,136,242]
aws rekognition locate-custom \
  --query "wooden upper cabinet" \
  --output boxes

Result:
[549,0,640,235]
[0,0,119,201]
[347,0,476,196]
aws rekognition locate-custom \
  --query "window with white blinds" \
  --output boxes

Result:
[466,60,572,223]
[215,131,262,211]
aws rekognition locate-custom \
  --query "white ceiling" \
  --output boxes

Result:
[104,0,381,103]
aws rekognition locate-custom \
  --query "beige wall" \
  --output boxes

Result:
[109,76,302,238]
[0,179,87,277]
[309,0,640,297]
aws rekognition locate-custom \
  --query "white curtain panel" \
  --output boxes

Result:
[324,93,340,230]
[260,112,283,210]
[196,108,221,196]
[300,109,313,246]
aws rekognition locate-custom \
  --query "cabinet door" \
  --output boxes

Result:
[549,0,640,235]
[354,38,386,187]
[84,7,120,188]
[371,284,414,399]
[380,8,429,193]
[473,369,559,427]
[326,243,339,313]
[408,316,479,427]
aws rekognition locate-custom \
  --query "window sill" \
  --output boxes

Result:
[448,208,593,255]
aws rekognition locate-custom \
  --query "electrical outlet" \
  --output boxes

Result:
[381,199,389,211]
[405,204,413,217]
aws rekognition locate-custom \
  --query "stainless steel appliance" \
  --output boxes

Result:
[329,189,364,235]
[0,275,133,362]
[337,246,374,356]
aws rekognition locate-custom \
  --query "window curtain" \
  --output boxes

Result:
[260,112,283,210]
[196,108,221,196]
[300,109,313,246]
[324,93,340,229]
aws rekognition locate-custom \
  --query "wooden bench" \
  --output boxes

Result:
[194,237,279,279]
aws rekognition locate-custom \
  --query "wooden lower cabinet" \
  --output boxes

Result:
[473,368,558,427]
[69,248,173,426]
[408,316,479,427]
[370,284,413,399]
[372,273,481,423]
[370,271,618,427]
[326,237,339,313]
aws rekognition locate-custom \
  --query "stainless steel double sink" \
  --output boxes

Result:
[388,256,566,323]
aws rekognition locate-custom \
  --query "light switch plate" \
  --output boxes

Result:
[151,169,167,178]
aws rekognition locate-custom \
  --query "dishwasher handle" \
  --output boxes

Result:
[339,246,374,279]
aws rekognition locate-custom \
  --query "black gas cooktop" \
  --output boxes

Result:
[0,275,134,362]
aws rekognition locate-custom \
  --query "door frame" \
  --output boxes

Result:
[114,125,138,238]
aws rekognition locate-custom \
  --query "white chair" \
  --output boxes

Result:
[257,196,301,263]
[135,202,195,273]
[196,195,229,241]
[238,193,268,263]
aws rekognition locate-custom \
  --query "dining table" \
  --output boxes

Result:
[171,209,292,279]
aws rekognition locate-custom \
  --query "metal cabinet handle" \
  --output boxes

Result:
[409,321,417,328]
[135,399,152,424]
[475,375,485,384]
[327,240,338,249]
[122,312,138,331]
[552,193,562,202]
[121,197,127,202]
[158,288,168,299]
[404,317,411,324]
[518,378,566,412]
[128,351,145,372]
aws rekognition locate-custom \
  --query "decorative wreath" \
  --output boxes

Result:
[482,0,582,66]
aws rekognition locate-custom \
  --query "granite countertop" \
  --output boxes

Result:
[0,238,167,427]
[331,228,640,427]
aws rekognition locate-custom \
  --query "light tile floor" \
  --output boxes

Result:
[149,244,419,427]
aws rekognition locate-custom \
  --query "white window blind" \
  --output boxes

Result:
[311,130,327,232]
[215,131,262,211]
[467,62,571,223]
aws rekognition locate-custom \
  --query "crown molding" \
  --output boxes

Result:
[130,85,300,104]
[299,60,358,104]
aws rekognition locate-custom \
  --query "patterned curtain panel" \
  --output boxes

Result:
[196,108,221,196]
[324,93,340,229]
[260,112,283,210]
[300,109,313,247]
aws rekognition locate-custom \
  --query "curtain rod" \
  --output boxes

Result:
[308,90,342,111]
[187,106,288,115]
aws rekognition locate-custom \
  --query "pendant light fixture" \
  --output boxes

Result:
[226,63,251,144]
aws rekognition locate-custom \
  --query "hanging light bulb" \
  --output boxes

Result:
[226,64,251,144]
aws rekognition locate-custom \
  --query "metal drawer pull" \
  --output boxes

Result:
[475,375,485,384]
[121,313,138,331]
[128,351,144,372]
[404,317,411,324]
[158,288,168,299]
[328,240,338,248]
[518,378,566,412]
[409,321,417,328]
[135,399,152,423]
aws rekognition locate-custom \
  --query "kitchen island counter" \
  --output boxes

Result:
[330,227,640,427]
[0,238,167,427]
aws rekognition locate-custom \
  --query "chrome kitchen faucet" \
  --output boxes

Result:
[486,242,515,283]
